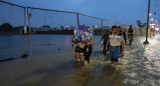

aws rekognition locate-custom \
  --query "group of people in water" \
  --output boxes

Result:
[72,25,135,66]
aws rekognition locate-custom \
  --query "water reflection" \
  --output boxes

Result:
[24,35,27,55]
[70,67,94,86]
[65,36,70,49]
[100,65,124,86]
[0,35,26,60]
[0,35,14,49]
[29,34,33,55]
[1,35,160,86]
[70,64,124,86]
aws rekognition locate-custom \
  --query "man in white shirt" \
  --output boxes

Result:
[105,26,124,65]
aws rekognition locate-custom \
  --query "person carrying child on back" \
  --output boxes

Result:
[105,25,124,65]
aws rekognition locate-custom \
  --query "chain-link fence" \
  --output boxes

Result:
[27,7,78,35]
[0,1,29,61]
[0,1,25,35]
[0,1,147,61]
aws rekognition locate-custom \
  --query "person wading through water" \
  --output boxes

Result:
[102,30,110,55]
[84,36,93,65]
[118,26,126,56]
[127,25,135,46]
[72,35,85,62]
[106,26,124,65]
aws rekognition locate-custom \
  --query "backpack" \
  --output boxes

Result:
[128,28,133,33]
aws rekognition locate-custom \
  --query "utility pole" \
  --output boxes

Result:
[158,20,160,27]
[158,20,160,33]
[153,0,157,36]
[143,0,150,44]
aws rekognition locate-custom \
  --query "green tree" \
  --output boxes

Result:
[136,20,146,28]
[0,23,13,32]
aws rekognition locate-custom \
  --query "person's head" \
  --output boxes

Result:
[112,25,118,34]
[130,25,132,28]
[118,26,121,31]
[106,30,110,34]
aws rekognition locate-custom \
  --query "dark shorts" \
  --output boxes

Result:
[84,45,92,61]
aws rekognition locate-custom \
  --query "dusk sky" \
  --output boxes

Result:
[1,0,160,27]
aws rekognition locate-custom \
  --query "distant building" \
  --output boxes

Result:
[92,25,99,30]
[101,26,111,30]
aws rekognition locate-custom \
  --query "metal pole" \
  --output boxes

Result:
[24,7,28,56]
[153,0,157,36]
[143,0,150,44]
[27,8,31,34]
[101,19,103,28]
[19,7,28,57]
[0,0,25,8]
[77,13,79,25]
[24,7,26,27]
[27,7,33,55]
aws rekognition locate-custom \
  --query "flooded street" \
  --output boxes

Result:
[122,35,160,86]
[1,0,160,85]
[0,35,160,86]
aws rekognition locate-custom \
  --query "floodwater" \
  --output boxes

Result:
[0,34,160,86]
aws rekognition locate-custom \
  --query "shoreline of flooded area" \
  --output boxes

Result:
[0,35,160,86]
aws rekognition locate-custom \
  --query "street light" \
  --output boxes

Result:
[149,13,152,16]
[151,18,154,21]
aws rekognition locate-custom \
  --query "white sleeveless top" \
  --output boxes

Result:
[109,33,123,46]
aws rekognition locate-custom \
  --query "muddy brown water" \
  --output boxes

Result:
[0,35,160,86]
